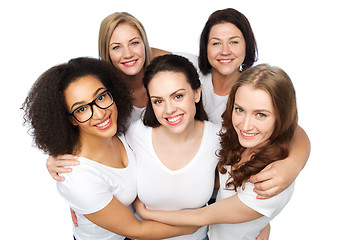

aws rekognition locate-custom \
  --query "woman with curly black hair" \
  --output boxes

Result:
[22,57,196,240]
[22,57,132,156]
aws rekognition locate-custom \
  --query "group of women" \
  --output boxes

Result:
[22,8,310,240]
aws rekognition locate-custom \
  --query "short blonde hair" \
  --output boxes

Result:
[98,12,151,68]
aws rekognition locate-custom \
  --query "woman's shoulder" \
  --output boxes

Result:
[61,157,110,177]
[57,157,108,194]
[128,119,148,131]
[126,119,146,137]
[125,119,151,146]
[237,181,295,218]
[173,52,198,64]
[204,120,222,134]
[56,158,114,214]
[200,121,221,149]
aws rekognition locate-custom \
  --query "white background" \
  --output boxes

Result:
[1,0,346,239]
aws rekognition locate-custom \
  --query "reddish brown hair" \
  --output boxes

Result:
[217,64,298,190]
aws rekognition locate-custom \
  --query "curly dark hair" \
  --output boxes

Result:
[217,64,298,191]
[198,8,258,75]
[142,54,208,127]
[22,57,132,156]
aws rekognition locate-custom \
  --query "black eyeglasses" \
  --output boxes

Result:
[69,90,114,123]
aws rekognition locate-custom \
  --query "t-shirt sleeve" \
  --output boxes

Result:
[56,164,113,214]
[237,181,295,218]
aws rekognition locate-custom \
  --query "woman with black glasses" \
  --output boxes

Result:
[22,57,196,240]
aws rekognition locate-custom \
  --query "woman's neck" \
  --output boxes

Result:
[211,69,241,96]
[155,120,204,144]
[75,135,123,167]
[152,120,204,170]
[232,148,253,170]
[75,134,112,158]
[122,69,148,108]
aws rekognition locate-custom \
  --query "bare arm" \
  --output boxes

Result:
[85,197,197,239]
[257,224,271,240]
[250,125,310,198]
[134,195,262,227]
[151,48,171,59]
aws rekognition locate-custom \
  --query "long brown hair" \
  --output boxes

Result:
[217,64,298,190]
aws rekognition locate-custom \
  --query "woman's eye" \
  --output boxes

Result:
[112,45,120,50]
[131,41,140,46]
[96,93,106,102]
[235,107,243,113]
[230,41,238,45]
[153,100,162,104]
[174,94,183,100]
[256,113,266,118]
[212,42,221,46]
[75,106,87,114]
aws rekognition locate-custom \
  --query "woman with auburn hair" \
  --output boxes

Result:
[217,64,298,189]
[22,57,196,240]
[134,64,298,240]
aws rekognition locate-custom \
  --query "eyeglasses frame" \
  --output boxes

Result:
[68,90,114,123]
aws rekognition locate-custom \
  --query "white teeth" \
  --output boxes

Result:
[124,60,136,66]
[219,59,231,63]
[167,115,183,122]
[96,118,110,127]
[241,131,256,137]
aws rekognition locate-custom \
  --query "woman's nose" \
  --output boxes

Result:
[241,115,253,131]
[165,101,176,115]
[122,46,133,58]
[92,105,106,119]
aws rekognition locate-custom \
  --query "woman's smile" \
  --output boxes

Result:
[165,114,184,125]
[94,115,112,129]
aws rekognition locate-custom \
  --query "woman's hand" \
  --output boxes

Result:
[250,125,310,199]
[46,154,79,181]
[250,160,293,199]
[133,198,149,219]
[71,208,78,227]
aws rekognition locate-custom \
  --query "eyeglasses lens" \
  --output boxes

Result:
[73,91,113,123]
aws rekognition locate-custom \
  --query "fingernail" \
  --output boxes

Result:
[256,196,261,199]
[249,175,254,183]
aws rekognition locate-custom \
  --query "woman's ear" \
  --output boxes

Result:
[68,116,79,126]
[194,87,202,103]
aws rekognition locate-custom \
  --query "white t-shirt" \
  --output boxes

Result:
[126,120,221,240]
[176,52,228,124]
[57,135,137,240]
[126,106,146,129]
[208,165,295,240]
